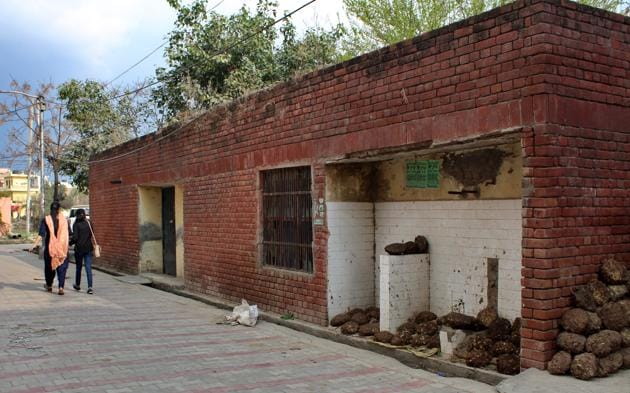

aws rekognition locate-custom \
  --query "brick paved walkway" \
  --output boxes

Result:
[0,244,496,393]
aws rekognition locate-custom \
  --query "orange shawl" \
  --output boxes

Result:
[45,215,69,270]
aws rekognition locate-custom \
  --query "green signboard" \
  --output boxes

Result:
[406,160,440,188]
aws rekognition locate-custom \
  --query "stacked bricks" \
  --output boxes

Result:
[89,0,630,368]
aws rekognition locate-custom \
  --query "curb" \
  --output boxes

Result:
[141,278,506,386]
[91,263,124,276]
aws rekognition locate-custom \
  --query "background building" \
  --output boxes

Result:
[0,169,39,218]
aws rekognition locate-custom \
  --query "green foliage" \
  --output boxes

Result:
[276,20,346,79]
[57,80,157,192]
[342,0,629,56]
[65,187,89,207]
[58,80,117,193]
[280,311,295,320]
[27,183,70,221]
[572,0,628,14]
[153,0,345,120]
[44,182,68,210]
[44,183,72,209]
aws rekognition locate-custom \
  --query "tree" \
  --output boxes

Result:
[342,0,630,56]
[0,80,52,175]
[46,105,77,201]
[58,79,158,192]
[0,80,74,205]
[153,0,345,120]
[276,19,346,79]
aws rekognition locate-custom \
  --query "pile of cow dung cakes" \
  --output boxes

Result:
[547,258,630,380]
[329,308,441,350]
[330,307,381,336]
[374,311,442,350]
[334,307,521,376]
[447,308,522,375]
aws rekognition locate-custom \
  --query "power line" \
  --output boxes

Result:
[87,107,204,164]
[8,0,197,111]
[105,41,168,87]
[0,103,35,116]
[110,0,317,101]
[89,0,318,165]
[10,0,315,168]
[104,0,226,87]
[34,0,229,114]
[31,0,311,114]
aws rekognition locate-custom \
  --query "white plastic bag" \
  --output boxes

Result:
[225,299,258,327]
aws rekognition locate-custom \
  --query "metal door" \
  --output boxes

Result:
[162,187,176,276]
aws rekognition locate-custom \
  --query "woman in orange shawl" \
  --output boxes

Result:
[39,201,70,295]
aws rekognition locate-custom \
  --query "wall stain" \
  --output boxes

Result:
[325,163,378,202]
[442,148,507,187]
[139,223,162,243]
[327,143,520,202]
[264,102,276,117]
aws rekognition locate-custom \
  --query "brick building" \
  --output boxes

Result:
[90,0,630,369]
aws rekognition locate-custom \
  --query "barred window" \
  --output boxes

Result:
[261,166,313,272]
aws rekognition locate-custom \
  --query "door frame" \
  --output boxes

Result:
[162,186,176,276]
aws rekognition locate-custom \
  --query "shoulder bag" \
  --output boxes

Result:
[87,220,101,258]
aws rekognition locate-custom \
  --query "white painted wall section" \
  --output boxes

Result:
[375,199,522,320]
[327,202,375,318]
[379,254,430,332]
[138,187,162,273]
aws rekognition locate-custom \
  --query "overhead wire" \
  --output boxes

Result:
[89,0,318,164]
[109,0,317,101]
[0,103,36,116]
[103,0,226,88]
[1,3,230,113]
[104,42,168,87]
[1,0,317,167]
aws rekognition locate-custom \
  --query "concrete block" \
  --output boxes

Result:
[379,254,430,332]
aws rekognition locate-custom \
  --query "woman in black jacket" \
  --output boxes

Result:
[70,209,94,294]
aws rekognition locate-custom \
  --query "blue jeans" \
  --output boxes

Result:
[57,258,69,288]
[74,251,93,288]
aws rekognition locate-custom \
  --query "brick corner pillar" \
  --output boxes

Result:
[520,124,565,370]
[517,3,630,369]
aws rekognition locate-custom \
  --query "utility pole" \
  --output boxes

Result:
[37,96,46,219]
[0,89,41,233]
[25,105,33,237]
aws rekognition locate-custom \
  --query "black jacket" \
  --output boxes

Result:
[71,219,93,255]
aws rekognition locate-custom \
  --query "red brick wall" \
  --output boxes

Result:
[90,182,139,274]
[520,1,630,369]
[90,0,629,368]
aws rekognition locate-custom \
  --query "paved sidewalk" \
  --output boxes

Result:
[496,368,630,393]
[0,244,496,393]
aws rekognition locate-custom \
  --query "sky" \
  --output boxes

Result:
[0,0,346,87]
[0,0,346,169]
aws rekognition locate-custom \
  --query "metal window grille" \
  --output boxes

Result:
[261,166,313,272]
